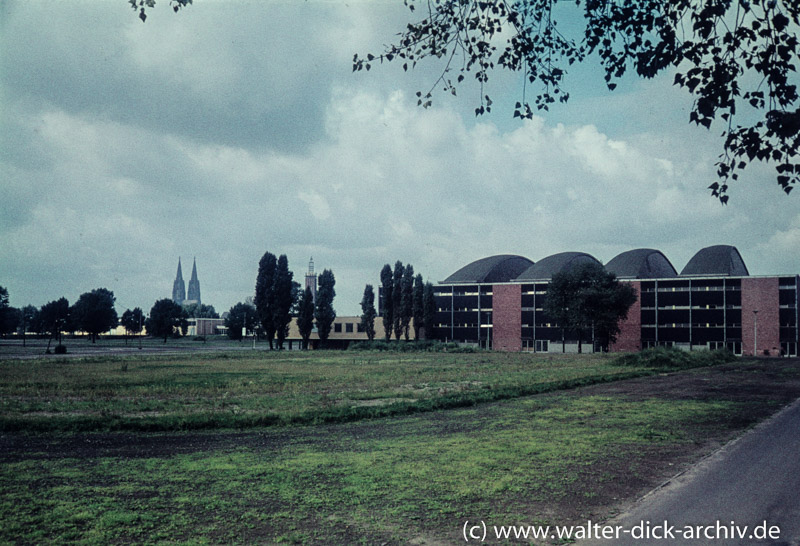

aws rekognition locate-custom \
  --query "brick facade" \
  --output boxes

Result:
[611,281,642,352]
[492,284,522,352]
[741,277,780,356]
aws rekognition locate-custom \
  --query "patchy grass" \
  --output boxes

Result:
[0,351,657,432]
[2,358,799,544]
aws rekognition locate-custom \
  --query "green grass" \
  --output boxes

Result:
[0,393,754,544]
[0,351,658,432]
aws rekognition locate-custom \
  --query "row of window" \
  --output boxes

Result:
[332,322,364,333]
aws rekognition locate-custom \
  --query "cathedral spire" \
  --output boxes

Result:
[187,257,201,305]
[172,258,186,305]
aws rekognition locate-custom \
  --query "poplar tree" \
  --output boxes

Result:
[423,282,437,340]
[412,274,425,340]
[297,286,315,349]
[400,264,415,340]
[360,284,377,341]
[272,254,295,350]
[315,269,336,347]
[392,261,404,340]
[255,251,277,349]
[380,264,394,342]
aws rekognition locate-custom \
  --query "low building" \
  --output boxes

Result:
[431,246,799,357]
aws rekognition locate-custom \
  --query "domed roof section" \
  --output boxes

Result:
[515,252,602,281]
[442,255,534,284]
[605,249,678,279]
[680,245,749,276]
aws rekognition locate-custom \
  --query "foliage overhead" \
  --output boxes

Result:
[353,0,800,202]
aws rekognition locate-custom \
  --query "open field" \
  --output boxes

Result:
[1,352,799,544]
[0,349,655,432]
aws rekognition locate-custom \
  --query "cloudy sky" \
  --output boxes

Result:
[1,0,798,317]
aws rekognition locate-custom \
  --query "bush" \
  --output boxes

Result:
[193,336,206,342]
[348,340,478,353]
[614,346,736,369]
[54,344,68,354]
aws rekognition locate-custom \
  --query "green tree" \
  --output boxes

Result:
[120,307,145,344]
[273,254,295,350]
[400,264,415,340]
[72,288,119,343]
[412,274,425,340]
[297,286,315,349]
[39,297,70,350]
[19,305,38,346]
[544,263,636,353]
[392,261,405,340]
[353,0,800,201]
[314,269,336,347]
[580,267,638,352]
[380,264,394,341]
[225,301,258,341]
[182,302,219,318]
[0,286,16,336]
[423,282,437,340]
[360,284,377,341]
[147,299,188,343]
[255,251,277,349]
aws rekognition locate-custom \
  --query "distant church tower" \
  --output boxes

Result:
[172,258,186,306]
[186,257,201,305]
[305,257,317,304]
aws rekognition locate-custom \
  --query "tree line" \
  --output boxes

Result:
[359,260,437,343]
[224,252,336,349]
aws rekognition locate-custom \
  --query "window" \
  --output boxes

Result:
[345,323,354,333]
[334,323,342,333]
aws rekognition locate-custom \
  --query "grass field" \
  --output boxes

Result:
[2,350,799,544]
[0,349,655,431]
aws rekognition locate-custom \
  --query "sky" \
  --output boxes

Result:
[1,0,798,317]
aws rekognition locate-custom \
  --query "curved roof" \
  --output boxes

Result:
[515,252,602,281]
[442,254,534,284]
[605,249,678,279]
[680,245,749,276]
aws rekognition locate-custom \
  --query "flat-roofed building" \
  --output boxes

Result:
[431,246,799,357]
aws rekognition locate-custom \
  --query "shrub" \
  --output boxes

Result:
[54,344,68,354]
[614,346,735,369]
[348,340,476,352]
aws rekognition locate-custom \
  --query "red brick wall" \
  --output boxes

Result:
[611,281,642,352]
[742,277,780,356]
[492,284,522,352]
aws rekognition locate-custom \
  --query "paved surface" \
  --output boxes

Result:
[579,397,800,545]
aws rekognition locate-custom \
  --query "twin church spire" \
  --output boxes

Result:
[172,257,201,306]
